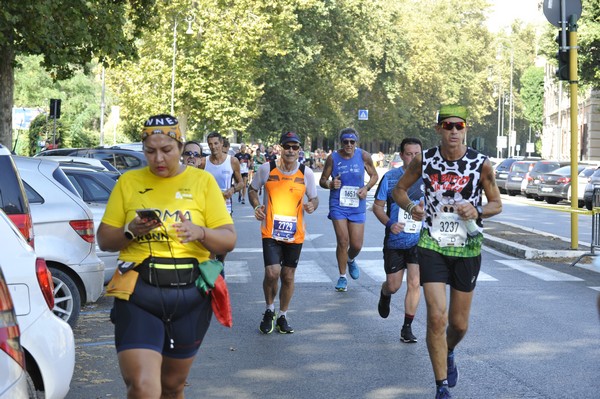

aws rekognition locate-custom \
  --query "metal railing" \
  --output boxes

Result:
[571,187,600,266]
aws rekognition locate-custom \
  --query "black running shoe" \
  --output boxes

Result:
[259,309,275,334]
[378,290,391,318]
[276,315,294,334]
[400,325,417,343]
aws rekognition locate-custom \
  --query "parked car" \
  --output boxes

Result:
[36,147,147,172]
[40,155,121,176]
[0,145,34,247]
[568,166,597,207]
[537,164,588,204]
[494,157,523,193]
[0,265,33,398]
[14,156,104,327]
[61,166,118,284]
[0,209,75,399]
[525,160,570,200]
[505,160,537,196]
[584,167,600,210]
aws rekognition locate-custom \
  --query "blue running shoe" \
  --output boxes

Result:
[447,352,459,388]
[335,276,348,292]
[435,386,452,399]
[347,259,360,280]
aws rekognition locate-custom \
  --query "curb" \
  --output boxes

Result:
[483,235,588,259]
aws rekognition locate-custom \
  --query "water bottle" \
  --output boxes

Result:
[465,218,479,237]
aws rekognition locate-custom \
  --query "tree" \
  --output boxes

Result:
[0,0,158,147]
[578,0,600,87]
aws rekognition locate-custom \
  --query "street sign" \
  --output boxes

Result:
[496,135,507,149]
[358,109,369,121]
[543,0,582,27]
[12,107,43,130]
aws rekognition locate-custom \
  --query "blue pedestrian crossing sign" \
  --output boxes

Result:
[358,109,369,121]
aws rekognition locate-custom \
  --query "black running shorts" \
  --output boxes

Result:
[110,278,212,358]
[262,237,303,268]
[383,246,418,274]
[417,247,481,292]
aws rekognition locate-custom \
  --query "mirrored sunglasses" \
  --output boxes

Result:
[440,121,466,131]
[183,151,201,157]
[342,140,356,145]
[282,144,300,151]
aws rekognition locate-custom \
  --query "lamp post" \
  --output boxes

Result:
[171,13,195,115]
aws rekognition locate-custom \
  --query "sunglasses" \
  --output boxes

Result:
[342,140,356,145]
[440,121,466,131]
[183,151,201,158]
[282,144,300,151]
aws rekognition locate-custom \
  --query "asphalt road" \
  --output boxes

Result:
[65,181,600,399]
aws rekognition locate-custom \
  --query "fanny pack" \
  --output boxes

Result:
[137,257,200,287]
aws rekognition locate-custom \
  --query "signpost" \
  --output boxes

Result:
[358,109,369,121]
[543,0,582,249]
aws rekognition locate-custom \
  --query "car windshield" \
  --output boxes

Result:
[511,163,531,173]
[534,162,560,173]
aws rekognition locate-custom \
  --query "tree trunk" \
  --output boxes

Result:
[0,46,15,149]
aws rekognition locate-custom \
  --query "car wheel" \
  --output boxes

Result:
[545,197,560,204]
[507,190,517,196]
[25,371,38,399]
[498,187,506,194]
[578,200,584,208]
[49,268,81,327]
[534,195,544,201]
[525,193,533,198]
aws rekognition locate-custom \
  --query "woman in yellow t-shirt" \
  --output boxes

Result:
[97,114,236,399]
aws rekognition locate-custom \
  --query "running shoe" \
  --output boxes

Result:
[447,352,459,388]
[242,200,246,204]
[276,315,294,334]
[347,259,360,279]
[259,309,275,334]
[378,290,391,318]
[400,325,417,343]
[335,276,348,292]
[435,386,452,399]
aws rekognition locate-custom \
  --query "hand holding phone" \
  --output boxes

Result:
[136,208,161,223]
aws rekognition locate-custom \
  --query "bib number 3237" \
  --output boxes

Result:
[430,213,467,247]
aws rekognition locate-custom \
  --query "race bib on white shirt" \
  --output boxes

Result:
[272,214,297,242]
[397,208,422,234]
[430,212,468,247]
[339,186,359,207]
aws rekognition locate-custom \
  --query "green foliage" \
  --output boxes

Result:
[578,0,600,87]
[520,67,544,134]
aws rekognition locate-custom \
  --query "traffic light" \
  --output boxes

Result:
[556,29,570,81]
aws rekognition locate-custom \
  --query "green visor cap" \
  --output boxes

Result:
[437,105,468,123]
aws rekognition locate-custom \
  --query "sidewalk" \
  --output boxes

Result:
[483,220,592,261]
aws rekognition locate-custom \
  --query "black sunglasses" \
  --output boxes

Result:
[440,121,466,131]
[183,151,201,157]
[282,144,300,150]
[342,140,356,145]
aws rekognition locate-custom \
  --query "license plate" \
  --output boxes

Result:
[499,173,508,179]
[541,187,553,193]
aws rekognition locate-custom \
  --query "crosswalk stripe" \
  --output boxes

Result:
[495,259,584,281]
[295,260,332,283]
[477,271,498,281]
[224,261,251,283]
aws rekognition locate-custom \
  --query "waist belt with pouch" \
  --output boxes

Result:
[137,257,199,287]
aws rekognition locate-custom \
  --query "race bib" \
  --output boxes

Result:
[397,208,422,234]
[339,186,359,207]
[430,212,467,247]
[272,214,297,242]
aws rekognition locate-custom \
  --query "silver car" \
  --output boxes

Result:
[14,156,104,327]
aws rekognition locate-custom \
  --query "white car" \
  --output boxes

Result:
[0,209,75,398]
[14,156,104,327]
[0,265,32,398]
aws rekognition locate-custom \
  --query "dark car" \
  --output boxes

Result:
[36,147,147,172]
[61,167,117,203]
[505,160,537,196]
[584,167,600,210]
[494,157,523,193]
[537,164,588,205]
[524,160,570,200]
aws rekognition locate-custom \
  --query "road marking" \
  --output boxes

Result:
[224,261,251,283]
[295,260,333,283]
[495,259,583,281]
[589,286,600,292]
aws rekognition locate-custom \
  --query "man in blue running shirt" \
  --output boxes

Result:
[373,138,424,343]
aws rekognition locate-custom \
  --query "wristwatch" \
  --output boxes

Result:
[124,223,135,240]
[476,205,484,219]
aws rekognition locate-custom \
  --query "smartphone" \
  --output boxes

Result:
[136,208,161,223]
